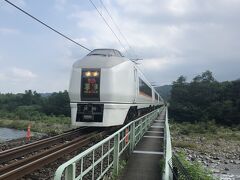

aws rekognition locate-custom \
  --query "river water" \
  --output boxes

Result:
[0,127,26,142]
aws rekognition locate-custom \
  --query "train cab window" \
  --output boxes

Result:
[139,78,152,97]
[81,69,101,101]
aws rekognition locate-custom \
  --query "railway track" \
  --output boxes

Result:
[0,127,109,180]
[0,127,87,164]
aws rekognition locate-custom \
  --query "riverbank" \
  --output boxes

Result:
[170,122,240,179]
[0,118,71,135]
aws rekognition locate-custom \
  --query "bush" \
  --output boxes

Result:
[171,121,219,135]
[177,152,213,180]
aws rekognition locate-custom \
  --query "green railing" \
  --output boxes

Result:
[54,108,162,180]
[163,107,173,180]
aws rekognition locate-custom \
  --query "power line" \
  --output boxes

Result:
[99,0,138,58]
[88,0,129,56]
[98,1,150,79]
[4,0,91,52]
[90,1,151,83]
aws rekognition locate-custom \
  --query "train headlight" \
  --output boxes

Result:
[85,71,91,77]
[92,71,99,77]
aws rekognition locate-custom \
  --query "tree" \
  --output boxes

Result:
[0,90,71,120]
[169,71,240,126]
[42,90,70,117]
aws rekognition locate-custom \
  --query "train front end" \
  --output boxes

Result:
[68,49,135,127]
[77,68,103,123]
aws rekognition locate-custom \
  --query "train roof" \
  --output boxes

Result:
[87,49,124,57]
[73,49,128,68]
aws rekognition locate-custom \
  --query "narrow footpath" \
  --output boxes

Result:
[119,109,166,180]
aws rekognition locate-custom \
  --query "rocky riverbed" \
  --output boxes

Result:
[172,134,240,180]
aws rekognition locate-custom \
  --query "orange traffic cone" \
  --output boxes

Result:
[26,124,31,143]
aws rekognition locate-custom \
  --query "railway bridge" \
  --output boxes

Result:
[54,106,175,180]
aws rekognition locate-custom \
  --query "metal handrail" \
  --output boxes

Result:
[164,107,173,180]
[54,108,163,180]
[168,154,192,180]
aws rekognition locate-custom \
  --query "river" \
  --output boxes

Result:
[0,127,26,142]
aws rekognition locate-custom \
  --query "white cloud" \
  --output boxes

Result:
[0,67,37,82]
[0,27,20,35]
[1,0,240,93]
[12,0,26,7]
[69,9,129,52]
[10,67,37,79]
[66,0,240,84]
[54,0,67,11]
[1,0,26,12]
[139,58,172,70]
[0,72,6,81]
[0,67,38,92]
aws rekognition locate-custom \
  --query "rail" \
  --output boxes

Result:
[54,108,162,180]
[0,130,104,180]
[0,127,87,164]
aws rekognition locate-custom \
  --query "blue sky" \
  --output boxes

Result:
[0,0,240,93]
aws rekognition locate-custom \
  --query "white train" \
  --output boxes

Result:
[69,49,164,127]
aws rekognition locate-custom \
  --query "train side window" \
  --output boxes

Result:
[139,78,152,97]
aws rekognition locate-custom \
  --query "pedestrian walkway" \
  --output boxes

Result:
[119,109,166,180]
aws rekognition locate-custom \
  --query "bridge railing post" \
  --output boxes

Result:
[130,122,135,152]
[113,133,120,174]
[140,117,144,138]
[64,163,75,180]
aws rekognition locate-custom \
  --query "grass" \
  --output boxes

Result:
[111,160,127,180]
[159,158,165,176]
[170,120,240,157]
[176,151,214,180]
[0,116,71,135]
[170,120,240,141]
[172,141,198,149]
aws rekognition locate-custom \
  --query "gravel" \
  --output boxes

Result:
[0,127,124,180]
[173,135,240,180]
[0,133,48,152]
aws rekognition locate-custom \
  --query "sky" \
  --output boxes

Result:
[0,0,240,93]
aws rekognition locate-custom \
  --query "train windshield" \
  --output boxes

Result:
[88,49,123,57]
[81,69,101,101]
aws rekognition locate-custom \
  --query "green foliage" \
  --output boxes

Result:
[0,90,70,121]
[159,158,165,175]
[172,141,198,149]
[0,118,70,135]
[177,152,213,180]
[171,121,240,141]
[169,70,240,126]
[41,90,70,117]
[111,160,127,180]
[0,90,71,133]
